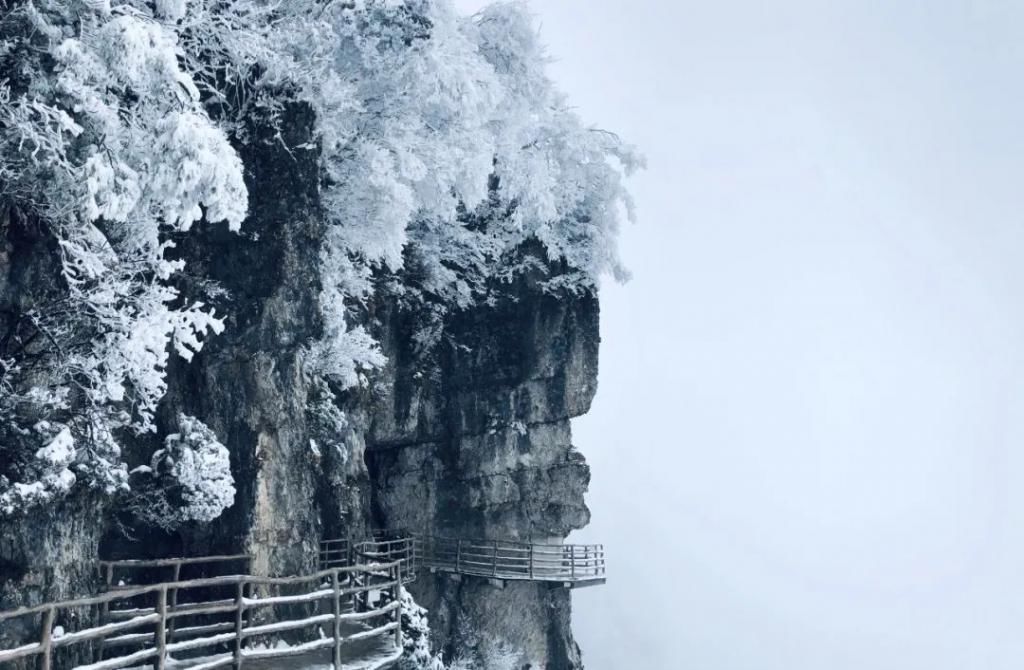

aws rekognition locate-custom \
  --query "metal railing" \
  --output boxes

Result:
[353,538,418,584]
[0,561,404,670]
[319,534,605,586]
[320,538,352,571]
[416,536,605,584]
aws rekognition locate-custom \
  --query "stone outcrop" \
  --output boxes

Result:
[363,279,599,668]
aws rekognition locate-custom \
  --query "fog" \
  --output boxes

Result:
[455,1,1024,667]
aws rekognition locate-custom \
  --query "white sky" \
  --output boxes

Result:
[455,2,1024,668]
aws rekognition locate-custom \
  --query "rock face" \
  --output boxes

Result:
[0,207,109,668]
[0,493,105,661]
[364,280,599,668]
[0,104,601,669]
[96,104,327,585]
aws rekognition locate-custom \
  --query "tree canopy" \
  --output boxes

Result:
[0,0,640,522]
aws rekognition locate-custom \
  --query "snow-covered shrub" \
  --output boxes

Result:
[446,615,522,670]
[128,415,235,530]
[396,588,446,670]
[0,424,76,515]
[306,377,351,472]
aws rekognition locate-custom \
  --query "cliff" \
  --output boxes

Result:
[364,267,599,667]
[0,106,598,669]
[0,3,634,667]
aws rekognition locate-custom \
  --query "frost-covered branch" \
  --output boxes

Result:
[0,0,246,514]
[0,0,639,518]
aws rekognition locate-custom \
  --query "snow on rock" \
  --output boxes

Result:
[0,0,636,515]
[35,427,74,465]
[0,425,78,515]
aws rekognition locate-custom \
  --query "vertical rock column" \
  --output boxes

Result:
[165,104,326,579]
[365,283,600,669]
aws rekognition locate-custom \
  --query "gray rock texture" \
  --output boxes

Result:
[363,281,599,669]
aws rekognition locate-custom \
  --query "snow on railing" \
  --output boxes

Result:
[97,554,253,587]
[321,531,418,584]
[0,561,403,670]
[97,553,253,652]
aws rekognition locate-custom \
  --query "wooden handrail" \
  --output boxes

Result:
[2,530,603,667]
[0,561,404,669]
[98,554,250,570]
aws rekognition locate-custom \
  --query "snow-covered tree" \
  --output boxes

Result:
[0,0,244,513]
[308,1,641,364]
[392,588,446,670]
[0,0,639,517]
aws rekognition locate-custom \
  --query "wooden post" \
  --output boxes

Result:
[528,544,534,580]
[39,606,54,670]
[392,564,403,650]
[570,545,576,580]
[233,581,245,670]
[455,539,462,573]
[167,562,181,646]
[155,586,167,670]
[491,540,498,577]
[98,563,113,661]
[413,537,419,579]
[332,570,342,670]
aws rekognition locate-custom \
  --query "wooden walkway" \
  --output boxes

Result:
[0,533,604,669]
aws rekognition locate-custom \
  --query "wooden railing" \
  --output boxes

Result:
[97,553,253,652]
[98,554,252,588]
[0,561,404,670]
[1,528,605,668]
[416,536,605,585]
